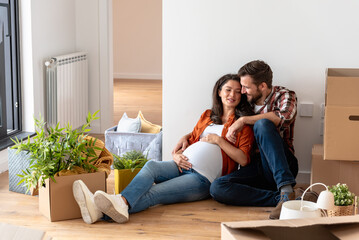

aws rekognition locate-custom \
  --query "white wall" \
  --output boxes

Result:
[20,0,113,133]
[75,0,114,133]
[2,0,112,172]
[21,0,77,131]
[163,0,359,183]
[113,0,162,80]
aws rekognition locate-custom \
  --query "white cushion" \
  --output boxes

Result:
[116,112,141,133]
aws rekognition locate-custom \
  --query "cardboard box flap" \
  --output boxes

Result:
[327,68,359,78]
[327,68,359,77]
[222,216,359,240]
[326,68,359,107]
[223,215,359,229]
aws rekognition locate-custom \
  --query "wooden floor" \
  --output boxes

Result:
[0,171,272,239]
[113,79,162,126]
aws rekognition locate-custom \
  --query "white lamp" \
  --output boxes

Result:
[280,182,335,220]
[301,183,335,213]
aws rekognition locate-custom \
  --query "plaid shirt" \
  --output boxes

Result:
[253,86,297,153]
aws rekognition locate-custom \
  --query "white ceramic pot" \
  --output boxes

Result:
[280,200,321,220]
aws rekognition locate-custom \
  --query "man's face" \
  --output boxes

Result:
[240,75,262,104]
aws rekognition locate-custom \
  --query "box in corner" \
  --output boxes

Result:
[39,171,106,222]
[324,68,359,161]
[311,144,359,195]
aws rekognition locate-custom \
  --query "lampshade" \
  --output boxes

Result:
[300,183,335,213]
[316,190,335,210]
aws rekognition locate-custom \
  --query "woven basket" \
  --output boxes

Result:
[327,205,354,217]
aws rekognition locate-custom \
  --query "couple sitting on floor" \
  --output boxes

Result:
[73,60,318,224]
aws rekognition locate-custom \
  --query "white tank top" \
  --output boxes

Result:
[182,124,224,183]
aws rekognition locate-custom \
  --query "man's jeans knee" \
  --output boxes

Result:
[209,177,227,203]
[252,119,297,189]
[253,119,276,136]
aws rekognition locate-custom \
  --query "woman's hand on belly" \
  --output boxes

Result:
[173,153,192,173]
[200,133,221,145]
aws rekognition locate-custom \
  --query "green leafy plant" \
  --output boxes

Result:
[11,111,101,192]
[328,183,355,206]
[113,150,149,172]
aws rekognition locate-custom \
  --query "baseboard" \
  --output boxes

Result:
[296,170,311,184]
[0,148,8,173]
[114,72,162,80]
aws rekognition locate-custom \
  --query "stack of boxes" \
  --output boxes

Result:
[311,68,359,195]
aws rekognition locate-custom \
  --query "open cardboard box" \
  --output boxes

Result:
[222,215,359,240]
[39,171,106,222]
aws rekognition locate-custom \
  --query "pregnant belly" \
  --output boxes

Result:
[182,141,222,167]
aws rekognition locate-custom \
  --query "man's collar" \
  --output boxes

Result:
[262,87,274,105]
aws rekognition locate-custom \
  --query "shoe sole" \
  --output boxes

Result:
[94,191,128,224]
[73,180,96,224]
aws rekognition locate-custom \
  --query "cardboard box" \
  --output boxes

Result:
[324,68,359,161]
[221,215,359,240]
[39,171,106,222]
[311,144,359,195]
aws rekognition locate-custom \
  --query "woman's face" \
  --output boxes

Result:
[218,80,242,109]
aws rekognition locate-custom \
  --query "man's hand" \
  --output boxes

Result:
[172,152,191,173]
[226,118,245,143]
[172,135,190,154]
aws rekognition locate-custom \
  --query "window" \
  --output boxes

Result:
[0,0,22,148]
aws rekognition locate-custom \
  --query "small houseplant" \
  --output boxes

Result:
[328,183,356,216]
[12,111,102,194]
[113,150,149,194]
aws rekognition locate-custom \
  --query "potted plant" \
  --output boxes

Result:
[11,111,103,194]
[327,183,356,216]
[113,150,149,194]
[10,111,115,221]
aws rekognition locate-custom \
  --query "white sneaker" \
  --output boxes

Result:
[94,191,129,223]
[73,180,103,224]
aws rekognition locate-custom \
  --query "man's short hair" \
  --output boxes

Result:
[238,60,273,88]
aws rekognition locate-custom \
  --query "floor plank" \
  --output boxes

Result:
[0,171,272,239]
[113,79,162,126]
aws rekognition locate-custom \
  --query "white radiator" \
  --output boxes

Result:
[45,52,88,129]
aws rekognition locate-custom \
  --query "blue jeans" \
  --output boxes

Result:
[210,119,298,207]
[121,160,211,213]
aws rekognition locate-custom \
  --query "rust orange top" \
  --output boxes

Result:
[188,109,254,176]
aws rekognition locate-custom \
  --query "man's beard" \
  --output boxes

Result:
[249,91,262,105]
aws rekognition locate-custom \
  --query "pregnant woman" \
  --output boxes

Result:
[73,74,254,224]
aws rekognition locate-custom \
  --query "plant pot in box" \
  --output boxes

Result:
[114,168,141,194]
[113,150,149,194]
[327,205,355,217]
[11,111,110,193]
[327,183,356,217]
[11,111,113,221]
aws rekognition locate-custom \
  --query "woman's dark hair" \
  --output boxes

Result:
[210,74,254,124]
[238,60,273,88]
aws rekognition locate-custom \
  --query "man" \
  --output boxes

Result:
[173,60,316,219]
